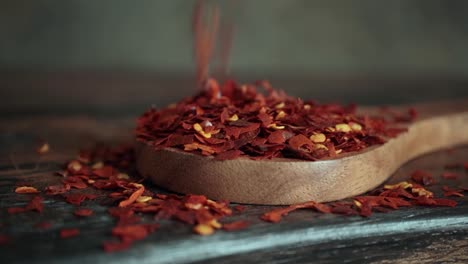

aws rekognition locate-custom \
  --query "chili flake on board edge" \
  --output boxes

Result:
[136,79,415,161]
[4,144,466,253]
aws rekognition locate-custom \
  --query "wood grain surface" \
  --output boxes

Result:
[0,114,467,264]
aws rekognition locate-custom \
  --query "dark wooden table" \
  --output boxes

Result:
[0,72,467,263]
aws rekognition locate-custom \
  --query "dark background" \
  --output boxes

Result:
[1,0,468,116]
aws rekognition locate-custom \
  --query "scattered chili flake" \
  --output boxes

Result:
[63,176,88,189]
[112,223,158,241]
[442,186,464,197]
[233,205,246,213]
[15,186,40,194]
[410,170,434,186]
[119,186,145,207]
[63,193,96,206]
[464,162,468,170]
[45,184,71,195]
[442,172,459,180]
[7,140,465,253]
[60,228,79,238]
[74,208,94,217]
[103,240,131,253]
[7,196,43,214]
[222,220,250,231]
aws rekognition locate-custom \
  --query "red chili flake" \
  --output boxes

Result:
[15,186,40,194]
[136,79,411,162]
[410,170,434,186]
[63,193,96,206]
[222,220,250,231]
[261,201,331,223]
[267,130,287,144]
[330,204,358,216]
[119,186,145,207]
[414,196,457,207]
[234,205,246,213]
[8,195,44,214]
[63,176,88,189]
[60,228,79,238]
[112,223,159,241]
[93,166,116,178]
[103,240,131,253]
[45,184,71,195]
[74,208,94,217]
[441,172,459,180]
[442,186,464,197]
[108,207,135,219]
[464,162,468,170]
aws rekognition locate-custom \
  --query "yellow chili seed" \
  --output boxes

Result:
[335,123,352,133]
[267,123,285,130]
[227,114,239,122]
[354,200,362,208]
[193,224,214,236]
[117,173,130,180]
[193,123,212,138]
[136,196,152,203]
[275,110,286,120]
[209,219,222,229]
[275,102,285,109]
[314,144,328,150]
[309,133,326,143]
[92,162,104,169]
[384,181,412,190]
[350,122,362,131]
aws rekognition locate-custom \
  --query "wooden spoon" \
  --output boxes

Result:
[136,100,468,205]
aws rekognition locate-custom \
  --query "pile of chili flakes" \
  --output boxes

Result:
[136,79,416,161]
[2,143,467,253]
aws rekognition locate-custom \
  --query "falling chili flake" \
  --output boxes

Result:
[60,228,80,238]
[15,186,40,194]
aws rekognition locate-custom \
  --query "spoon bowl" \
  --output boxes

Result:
[136,100,468,205]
